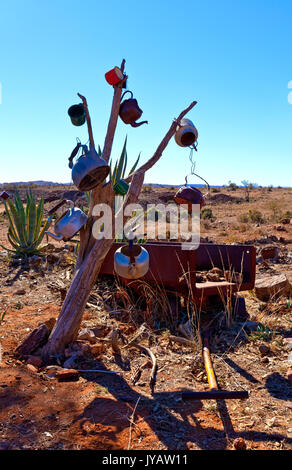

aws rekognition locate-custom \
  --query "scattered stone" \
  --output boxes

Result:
[196,274,205,283]
[275,225,286,232]
[255,274,290,301]
[27,364,38,373]
[56,369,79,381]
[9,258,26,267]
[15,324,50,357]
[78,328,97,344]
[14,289,26,296]
[206,272,221,282]
[42,243,56,253]
[283,338,292,345]
[46,253,60,264]
[233,437,246,450]
[26,355,43,368]
[280,218,291,225]
[28,255,42,267]
[259,343,270,356]
[209,267,223,276]
[261,357,269,364]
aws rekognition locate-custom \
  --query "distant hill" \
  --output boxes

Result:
[0,181,71,187]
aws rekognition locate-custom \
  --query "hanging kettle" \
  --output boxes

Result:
[174,173,209,212]
[175,119,198,147]
[69,142,110,192]
[68,104,86,127]
[45,199,88,241]
[119,91,148,128]
[0,191,9,200]
[114,240,149,279]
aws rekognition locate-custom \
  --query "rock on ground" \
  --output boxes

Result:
[255,273,291,301]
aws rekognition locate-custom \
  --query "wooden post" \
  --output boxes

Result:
[40,59,197,360]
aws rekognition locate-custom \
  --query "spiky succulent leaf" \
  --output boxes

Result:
[128,152,141,175]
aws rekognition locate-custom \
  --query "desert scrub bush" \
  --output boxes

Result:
[239,223,248,232]
[142,185,153,193]
[227,181,238,191]
[281,210,292,221]
[238,210,265,224]
[268,200,283,222]
[237,213,249,223]
[248,209,265,224]
[201,207,215,220]
[1,190,50,257]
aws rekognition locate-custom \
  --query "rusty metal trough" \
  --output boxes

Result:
[99,241,256,303]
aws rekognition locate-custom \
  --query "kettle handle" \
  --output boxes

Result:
[185,173,210,198]
[48,199,74,216]
[121,90,133,102]
[68,142,82,169]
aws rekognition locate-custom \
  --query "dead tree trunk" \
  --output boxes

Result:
[41,59,197,361]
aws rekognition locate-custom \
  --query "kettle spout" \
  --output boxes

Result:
[45,231,63,241]
[130,120,148,128]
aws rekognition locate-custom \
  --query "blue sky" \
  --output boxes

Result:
[0,0,291,186]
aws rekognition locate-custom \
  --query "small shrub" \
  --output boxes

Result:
[201,208,215,220]
[281,210,292,221]
[249,324,273,341]
[228,181,238,191]
[248,209,265,224]
[238,213,249,223]
[238,210,265,224]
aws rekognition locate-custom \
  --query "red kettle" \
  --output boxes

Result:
[174,173,210,212]
[119,91,148,128]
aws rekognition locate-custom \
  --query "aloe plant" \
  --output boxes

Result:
[1,190,50,257]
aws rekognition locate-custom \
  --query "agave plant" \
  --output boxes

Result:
[108,136,140,186]
[1,190,50,257]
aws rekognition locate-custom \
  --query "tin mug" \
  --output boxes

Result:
[113,179,129,196]
[105,67,124,85]
[68,104,86,126]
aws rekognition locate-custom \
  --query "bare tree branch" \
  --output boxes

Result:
[124,100,197,183]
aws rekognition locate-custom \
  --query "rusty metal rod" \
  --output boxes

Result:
[182,335,249,401]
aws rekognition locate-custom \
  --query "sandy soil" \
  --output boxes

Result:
[0,185,291,450]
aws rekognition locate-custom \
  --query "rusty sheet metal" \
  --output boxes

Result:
[99,241,256,300]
